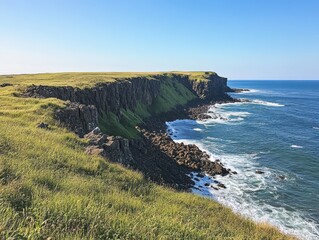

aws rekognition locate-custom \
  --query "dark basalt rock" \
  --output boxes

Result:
[174,73,232,101]
[84,127,107,146]
[196,173,205,178]
[37,122,49,129]
[217,183,226,189]
[55,102,98,137]
[103,136,134,166]
[278,175,286,180]
[85,129,134,166]
[84,128,194,190]
[0,83,13,87]
[137,124,230,177]
[225,87,250,93]
[24,77,162,117]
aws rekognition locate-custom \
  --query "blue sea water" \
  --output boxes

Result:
[167,80,319,239]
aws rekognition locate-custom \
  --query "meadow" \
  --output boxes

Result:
[0,73,294,239]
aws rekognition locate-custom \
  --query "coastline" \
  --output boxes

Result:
[134,97,239,189]
[161,92,291,234]
[22,72,238,190]
[83,97,238,190]
[164,85,319,240]
[1,73,299,239]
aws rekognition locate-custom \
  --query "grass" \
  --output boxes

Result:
[170,71,219,82]
[0,75,294,239]
[0,71,218,88]
[150,78,196,114]
[99,110,142,139]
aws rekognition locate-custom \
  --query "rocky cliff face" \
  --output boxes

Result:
[55,103,98,137]
[26,77,162,137]
[171,73,231,100]
[26,73,229,112]
[26,73,231,137]
[25,73,232,188]
[26,77,161,116]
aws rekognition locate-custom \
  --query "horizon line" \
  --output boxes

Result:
[0,71,318,81]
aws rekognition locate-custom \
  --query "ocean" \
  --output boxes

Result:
[166,80,319,239]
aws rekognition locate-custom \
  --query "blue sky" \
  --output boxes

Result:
[1,0,318,79]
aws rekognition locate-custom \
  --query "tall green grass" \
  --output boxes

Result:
[0,77,294,239]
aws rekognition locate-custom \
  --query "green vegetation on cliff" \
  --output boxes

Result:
[0,74,293,239]
[150,79,196,114]
[99,78,196,138]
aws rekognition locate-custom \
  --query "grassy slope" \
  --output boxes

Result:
[0,74,293,239]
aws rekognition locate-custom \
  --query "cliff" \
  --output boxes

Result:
[22,72,232,188]
[25,72,231,138]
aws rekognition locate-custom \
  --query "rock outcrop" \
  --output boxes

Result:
[55,102,98,137]
[172,72,231,100]
[138,127,230,177]
[84,127,193,189]
[25,77,161,116]
[85,128,134,166]
[225,87,250,93]
[0,83,13,88]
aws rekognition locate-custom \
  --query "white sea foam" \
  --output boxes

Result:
[247,89,260,93]
[215,99,284,108]
[166,94,319,239]
[191,139,319,239]
[291,145,303,149]
[196,105,251,125]
[167,118,319,240]
[193,128,203,132]
[251,99,285,107]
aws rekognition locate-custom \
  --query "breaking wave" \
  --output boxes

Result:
[291,145,303,149]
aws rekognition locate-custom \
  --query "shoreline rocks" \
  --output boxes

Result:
[225,87,250,93]
[137,126,230,177]
[82,99,234,190]
[84,127,194,190]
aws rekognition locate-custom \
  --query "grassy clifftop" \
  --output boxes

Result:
[0,74,293,239]
[0,71,217,88]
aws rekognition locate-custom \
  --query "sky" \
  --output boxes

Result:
[1,0,319,79]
